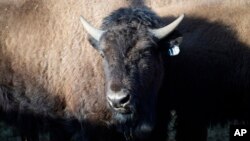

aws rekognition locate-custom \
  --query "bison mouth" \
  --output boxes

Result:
[112,107,132,114]
[111,105,155,140]
[107,100,133,114]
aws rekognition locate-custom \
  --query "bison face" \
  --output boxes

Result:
[80,14,183,138]
[100,28,164,117]
[100,29,165,135]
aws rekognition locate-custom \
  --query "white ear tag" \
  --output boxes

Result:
[168,45,180,56]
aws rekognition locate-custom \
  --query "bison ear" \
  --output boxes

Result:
[168,36,182,56]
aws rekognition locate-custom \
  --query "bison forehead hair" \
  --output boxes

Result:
[101,7,163,29]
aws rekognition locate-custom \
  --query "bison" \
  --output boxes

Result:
[0,0,183,141]
[80,7,183,140]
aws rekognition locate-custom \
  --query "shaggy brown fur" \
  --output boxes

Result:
[0,0,138,121]
[0,0,136,140]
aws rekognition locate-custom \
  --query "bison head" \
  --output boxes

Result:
[80,12,183,138]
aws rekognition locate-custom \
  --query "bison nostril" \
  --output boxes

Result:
[120,94,130,105]
[107,94,130,109]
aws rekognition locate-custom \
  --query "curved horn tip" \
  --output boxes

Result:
[179,14,185,19]
[149,14,185,40]
[80,15,105,41]
[80,16,88,25]
[177,14,185,23]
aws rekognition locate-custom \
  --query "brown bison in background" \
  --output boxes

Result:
[1,0,250,141]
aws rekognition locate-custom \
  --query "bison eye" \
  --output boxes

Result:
[140,51,151,58]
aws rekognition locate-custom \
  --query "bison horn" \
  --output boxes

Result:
[149,14,184,39]
[80,16,105,41]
